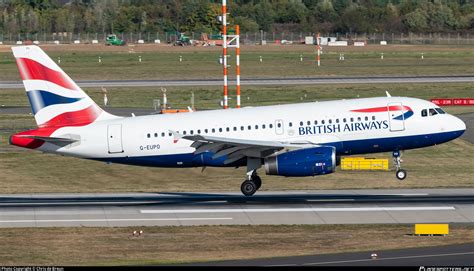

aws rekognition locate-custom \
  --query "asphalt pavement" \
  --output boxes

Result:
[1,75,474,88]
[0,189,472,228]
[190,243,474,266]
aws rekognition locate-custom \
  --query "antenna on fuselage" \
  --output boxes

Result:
[385,91,392,97]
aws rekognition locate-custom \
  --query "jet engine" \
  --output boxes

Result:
[264,146,336,177]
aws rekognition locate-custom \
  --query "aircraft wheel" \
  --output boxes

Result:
[396,169,407,180]
[241,180,257,196]
[252,176,262,190]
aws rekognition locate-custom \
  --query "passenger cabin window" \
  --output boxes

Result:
[161,132,165,137]
[322,120,325,125]
[212,128,215,133]
[262,124,266,129]
[226,127,230,132]
[233,127,237,131]
[314,120,318,125]
[219,128,223,132]
[154,133,158,138]
[372,116,376,120]
[299,121,303,126]
[269,124,273,128]
[365,116,369,121]
[204,129,208,133]
[147,133,150,138]
[255,125,259,129]
[248,125,251,130]
[289,123,292,127]
[421,109,427,117]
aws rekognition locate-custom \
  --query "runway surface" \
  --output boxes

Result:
[1,75,474,88]
[458,113,474,144]
[0,188,472,228]
[191,243,474,266]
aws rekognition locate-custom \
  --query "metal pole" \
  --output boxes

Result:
[236,25,241,108]
[316,32,321,67]
[222,0,228,109]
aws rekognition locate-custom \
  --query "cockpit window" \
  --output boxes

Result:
[435,108,446,114]
[429,108,438,116]
[421,109,427,117]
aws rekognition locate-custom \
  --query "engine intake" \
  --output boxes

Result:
[264,146,336,177]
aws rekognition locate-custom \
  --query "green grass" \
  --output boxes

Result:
[0,45,473,80]
[1,82,474,110]
[0,82,473,193]
[0,224,472,265]
[0,136,472,194]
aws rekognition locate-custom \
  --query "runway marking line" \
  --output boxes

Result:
[0,217,233,223]
[301,251,474,266]
[140,206,456,214]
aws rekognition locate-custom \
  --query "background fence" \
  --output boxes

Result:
[0,32,473,45]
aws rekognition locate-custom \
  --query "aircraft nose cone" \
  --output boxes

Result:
[450,115,466,139]
[455,116,467,132]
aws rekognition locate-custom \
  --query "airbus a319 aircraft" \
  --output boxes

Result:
[9,46,466,196]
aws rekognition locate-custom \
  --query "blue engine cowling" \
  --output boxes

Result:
[264,146,336,177]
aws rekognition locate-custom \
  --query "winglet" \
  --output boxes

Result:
[385,91,392,97]
[169,130,182,143]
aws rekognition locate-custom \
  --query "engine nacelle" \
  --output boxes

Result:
[264,146,336,177]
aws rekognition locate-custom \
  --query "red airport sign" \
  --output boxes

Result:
[431,98,474,106]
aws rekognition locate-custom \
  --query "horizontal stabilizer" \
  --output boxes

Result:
[18,135,77,145]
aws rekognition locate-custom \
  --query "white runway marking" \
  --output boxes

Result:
[372,193,429,196]
[0,217,233,223]
[307,199,355,202]
[140,206,455,214]
[302,251,474,266]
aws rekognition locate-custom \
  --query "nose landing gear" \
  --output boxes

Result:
[393,150,407,180]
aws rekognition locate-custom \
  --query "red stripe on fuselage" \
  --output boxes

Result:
[351,105,412,113]
[15,58,79,91]
[10,104,102,149]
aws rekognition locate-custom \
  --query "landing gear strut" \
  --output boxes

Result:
[393,150,407,180]
[241,158,262,196]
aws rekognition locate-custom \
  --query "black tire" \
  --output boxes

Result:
[396,169,407,180]
[241,180,257,196]
[252,176,262,190]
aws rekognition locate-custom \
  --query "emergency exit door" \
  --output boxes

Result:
[107,124,123,153]
[275,119,284,135]
[387,103,405,132]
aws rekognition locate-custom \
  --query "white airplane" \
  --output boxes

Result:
[9,46,466,196]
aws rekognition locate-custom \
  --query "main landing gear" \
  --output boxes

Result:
[241,174,262,196]
[393,150,407,180]
[241,158,263,196]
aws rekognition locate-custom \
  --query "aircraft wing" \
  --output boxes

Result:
[171,131,319,164]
